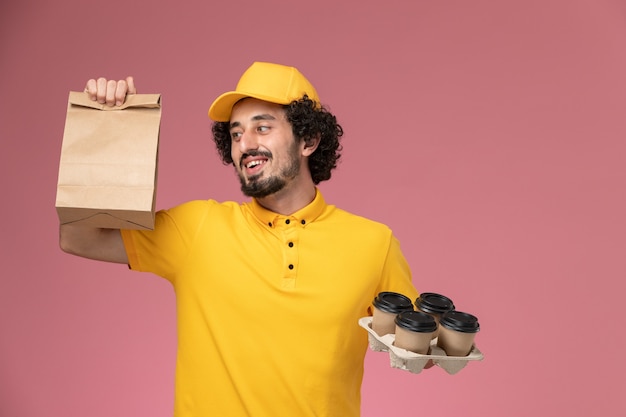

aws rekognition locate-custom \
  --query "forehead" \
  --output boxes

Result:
[230,98,286,124]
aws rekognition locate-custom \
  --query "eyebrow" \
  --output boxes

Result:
[230,113,276,129]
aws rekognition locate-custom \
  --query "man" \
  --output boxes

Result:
[60,62,419,417]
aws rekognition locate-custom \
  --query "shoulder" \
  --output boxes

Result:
[322,205,393,237]
[165,199,242,212]
[158,199,245,222]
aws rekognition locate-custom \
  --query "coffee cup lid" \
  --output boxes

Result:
[440,310,480,333]
[372,292,414,314]
[395,310,438,333]
[415,292,455,315]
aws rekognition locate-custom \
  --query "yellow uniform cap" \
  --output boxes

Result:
[208,62,320,122]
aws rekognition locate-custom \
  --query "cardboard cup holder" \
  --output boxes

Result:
[358,316,483,375]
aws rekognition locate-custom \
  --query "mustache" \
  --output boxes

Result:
[239,150,272,168]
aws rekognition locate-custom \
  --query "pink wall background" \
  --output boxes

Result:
[1,0,625,416]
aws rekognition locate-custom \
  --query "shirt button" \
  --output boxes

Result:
[288,264,294,269]
[268,222,272,227]
[288,242,294,247]
[301,220,306,225]
[285,219,290,224]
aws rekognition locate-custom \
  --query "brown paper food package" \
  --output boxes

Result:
[56,91,161,230]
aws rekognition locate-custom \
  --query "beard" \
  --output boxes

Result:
[237,148,301,198]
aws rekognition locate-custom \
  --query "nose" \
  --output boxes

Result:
[237,130,259,153]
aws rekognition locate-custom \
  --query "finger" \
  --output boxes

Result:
[126,76,136,94]
[105,80,117,106]
[84,79,97,101]
[115,80,128,106]
[96,77,108,104]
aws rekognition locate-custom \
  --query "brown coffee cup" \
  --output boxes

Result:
[436,310,480,356]
[371,292,414,336]
[393,310,437,354]
[414,292,455,338]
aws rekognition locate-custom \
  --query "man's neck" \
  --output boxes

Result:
[255,182,317,216]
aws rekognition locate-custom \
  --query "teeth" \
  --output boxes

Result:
[246,160,265,169]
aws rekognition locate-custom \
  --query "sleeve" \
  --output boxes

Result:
[121,200,211,283]
[376,234,420,302]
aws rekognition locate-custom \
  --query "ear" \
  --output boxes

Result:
[301,134,321,157]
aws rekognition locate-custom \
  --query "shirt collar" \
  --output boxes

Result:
[249,188,327,229]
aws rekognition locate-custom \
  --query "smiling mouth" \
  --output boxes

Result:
[245,159,267,169]
[240,151,272,177]
[241,157,269,179]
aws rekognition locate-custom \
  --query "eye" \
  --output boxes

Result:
[230,131,242,141]
[257,125,270,133]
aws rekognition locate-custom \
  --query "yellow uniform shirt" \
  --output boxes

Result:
[121,190,418,417]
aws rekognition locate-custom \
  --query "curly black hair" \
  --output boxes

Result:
[211,96,343,184]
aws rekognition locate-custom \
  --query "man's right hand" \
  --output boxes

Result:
[84,76,136,107]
